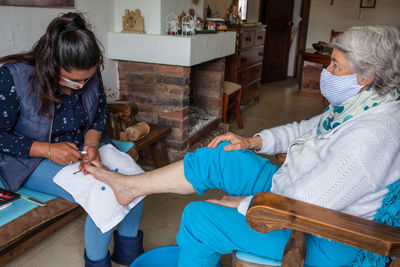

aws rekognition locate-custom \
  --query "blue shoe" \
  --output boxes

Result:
[84,250,111,267]
[112,230,144,266]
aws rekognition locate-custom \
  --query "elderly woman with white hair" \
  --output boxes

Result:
[87,25,400,266]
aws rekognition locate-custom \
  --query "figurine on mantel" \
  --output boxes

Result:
[122,9,145,34]
[166,13,179,35]
[182,14,195,36]
[227,0,240,25]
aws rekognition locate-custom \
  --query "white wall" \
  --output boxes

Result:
[203,0,231,18]
[247,0,260,23]
[0,0,118,100]
[307,0,400,48]
[203,0,259,22]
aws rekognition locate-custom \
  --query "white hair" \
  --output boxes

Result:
[332,25,400,95]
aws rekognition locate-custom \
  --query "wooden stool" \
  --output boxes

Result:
[135,124,171,168]
[223,81,243,129]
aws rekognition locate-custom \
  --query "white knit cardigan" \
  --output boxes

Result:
[238,101,400,220]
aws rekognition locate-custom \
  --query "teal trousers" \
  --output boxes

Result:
[177,142,360,267]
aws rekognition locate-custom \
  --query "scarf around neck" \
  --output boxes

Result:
[317,88,399,136]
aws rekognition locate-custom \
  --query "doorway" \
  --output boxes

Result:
[259,0,294,82]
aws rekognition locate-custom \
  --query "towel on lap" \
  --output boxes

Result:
[54,144,145,233]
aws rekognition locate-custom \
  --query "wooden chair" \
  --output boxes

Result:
[330,30,343,43]
[223,81,243,129]
[233,154,400,267]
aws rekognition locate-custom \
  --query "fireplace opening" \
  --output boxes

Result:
[188,107,216,137]
[118,58,227,161]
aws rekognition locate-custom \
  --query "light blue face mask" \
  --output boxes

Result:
[320,69,364,106]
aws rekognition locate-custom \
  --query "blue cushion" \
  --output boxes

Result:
[236,251,281,266]
[236,251,312,267]
[112,140,134,153]
[0,187,56,227]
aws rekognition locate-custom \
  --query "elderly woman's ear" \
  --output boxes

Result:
[357,74,374,87]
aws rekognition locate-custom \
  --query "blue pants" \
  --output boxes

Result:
[177,142,360,267]
[23,159,143,261]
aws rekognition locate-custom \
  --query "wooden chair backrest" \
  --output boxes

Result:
[330,30,343,43]
[106,101,138,140]
[106,100,139,160]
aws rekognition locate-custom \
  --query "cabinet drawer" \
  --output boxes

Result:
[255,46,264,62]
[241,80,260,105]
[239,31,255,49]
[254,29,265,46]
[238,64,262,85]
[238,46,264,69]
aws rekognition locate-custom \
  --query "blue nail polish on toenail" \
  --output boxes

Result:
[114,168,119,172]
[101,186,105,191]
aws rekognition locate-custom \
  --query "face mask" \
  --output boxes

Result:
[59,76,89,90]
[320,69,364,106]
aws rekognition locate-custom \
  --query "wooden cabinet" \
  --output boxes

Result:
[225,24,266,105]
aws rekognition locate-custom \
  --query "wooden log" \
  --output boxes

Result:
[125,122,150,141]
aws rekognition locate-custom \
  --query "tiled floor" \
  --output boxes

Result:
[5,79,322,267]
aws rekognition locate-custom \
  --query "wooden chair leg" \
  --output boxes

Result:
[222,93,229,123]
[235,88,243,129]
[150,141,169,168]
[389,258,400,267]
[281,230,307,267]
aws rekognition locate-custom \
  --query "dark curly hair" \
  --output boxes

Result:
[0,12,104,116]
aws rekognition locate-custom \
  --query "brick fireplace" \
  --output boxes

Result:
[118,57,227,161]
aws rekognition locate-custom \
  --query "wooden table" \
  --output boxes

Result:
[296,50,331,90]
[135,124,171,168]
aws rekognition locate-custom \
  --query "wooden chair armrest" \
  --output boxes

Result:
[246,192,400,257]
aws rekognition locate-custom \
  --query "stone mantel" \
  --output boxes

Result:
[107,31,236,66]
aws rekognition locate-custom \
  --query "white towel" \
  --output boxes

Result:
[54,144,145,233]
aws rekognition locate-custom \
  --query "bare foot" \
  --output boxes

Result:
[86,160,141,205]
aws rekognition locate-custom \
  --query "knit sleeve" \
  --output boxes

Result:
[0,67,34,158]
[272,119,400,213]
[254,114,321,155]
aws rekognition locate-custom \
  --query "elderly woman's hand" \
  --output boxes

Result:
[208,132,263,152]
[206,195,247,209]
